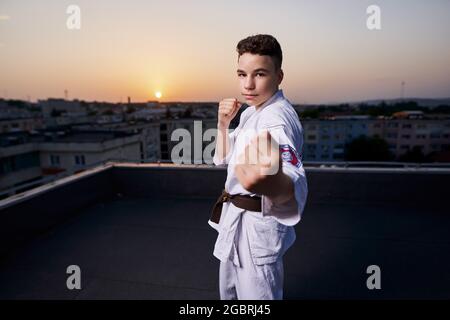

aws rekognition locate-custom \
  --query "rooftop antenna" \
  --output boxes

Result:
[64,89,68,100]
[401,81,405,100]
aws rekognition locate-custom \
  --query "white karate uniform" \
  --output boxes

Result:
[209,89,308,300]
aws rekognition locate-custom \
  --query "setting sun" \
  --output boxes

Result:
[155,91,162,99]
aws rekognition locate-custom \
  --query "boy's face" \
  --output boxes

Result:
[237,52,283,107]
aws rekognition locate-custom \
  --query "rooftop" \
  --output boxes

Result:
[0,129,138,147]
[0,163,449,299]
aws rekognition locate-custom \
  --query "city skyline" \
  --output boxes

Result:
[0,0,449,104]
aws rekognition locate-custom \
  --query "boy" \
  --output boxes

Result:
[209,34,308,300]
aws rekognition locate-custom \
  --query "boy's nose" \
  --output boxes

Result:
[244,77,255,90]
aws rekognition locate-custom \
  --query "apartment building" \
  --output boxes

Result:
[302,114,450,161]
[0,129,141,193]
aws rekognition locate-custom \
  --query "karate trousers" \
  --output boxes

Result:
[218,212,284,300]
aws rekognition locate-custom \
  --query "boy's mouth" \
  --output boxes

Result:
[243,94,258,100]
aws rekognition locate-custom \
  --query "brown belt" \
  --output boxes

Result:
[210,189,262,224]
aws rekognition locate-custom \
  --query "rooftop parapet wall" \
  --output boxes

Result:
[1,163,449,258]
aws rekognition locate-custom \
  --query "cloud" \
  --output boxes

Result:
[0,15,11,21]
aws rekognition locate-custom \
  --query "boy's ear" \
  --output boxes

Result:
[278,69,284,84]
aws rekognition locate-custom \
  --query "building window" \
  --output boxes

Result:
[50,155,60,166]
[402,124,412,129]
[401,134,411,139]
[430,133,440,139]
[307,135,316,140]
[16,151,40,170]
[0,157,14,174]
[160,133,168,142]
[75,155,86,166]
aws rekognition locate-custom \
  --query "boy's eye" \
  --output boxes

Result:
[237,73,265,77]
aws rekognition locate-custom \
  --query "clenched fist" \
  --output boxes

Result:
[218,98,242,129]
[234,130,294,204]
[235,130,281,192]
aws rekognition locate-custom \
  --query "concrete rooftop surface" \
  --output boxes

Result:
[0,162,449,299]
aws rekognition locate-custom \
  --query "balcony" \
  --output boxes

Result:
[0,162,449,299]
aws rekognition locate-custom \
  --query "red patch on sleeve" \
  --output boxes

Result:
[279,144,301,168]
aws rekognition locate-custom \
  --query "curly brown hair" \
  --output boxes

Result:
[236,34,283,70]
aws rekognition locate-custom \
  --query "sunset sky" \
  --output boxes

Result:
[0,0,449,104]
